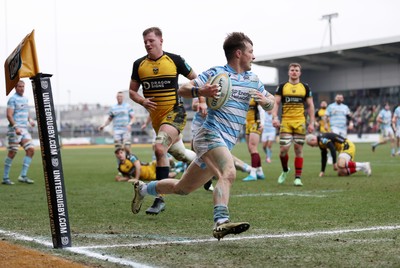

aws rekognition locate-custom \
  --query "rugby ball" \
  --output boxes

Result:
[206,73,232,110]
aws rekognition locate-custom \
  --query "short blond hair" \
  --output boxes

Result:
[305,134,316,145]
[288,63,301,70]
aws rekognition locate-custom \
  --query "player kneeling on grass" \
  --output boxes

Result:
[114,148,178,182]
[305,133,371,177]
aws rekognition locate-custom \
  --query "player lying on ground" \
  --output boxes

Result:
[114,148,181,182]
[305,133,371,177]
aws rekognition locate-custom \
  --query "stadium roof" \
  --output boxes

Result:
[254,36,400,72]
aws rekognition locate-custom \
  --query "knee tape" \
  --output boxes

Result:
[294,137,305,145]
[155,131,172,147]
[169,139,196,162]
[279,137,292,146]
[8,144,19,152]
[114,143,122,149]
[23,141,34,151]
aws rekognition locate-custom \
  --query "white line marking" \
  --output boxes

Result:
[75,225,400,249]
[233,190,343,198]
[65,247,153,268]
[0,229,152,268]
[1,225,399,267]
[234,192,328,197]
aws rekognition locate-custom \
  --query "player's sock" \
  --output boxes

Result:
[346,161,357,174]
[20,156,32,177]
[294,157,303,178]
[3,157,13,179]
[280,154,289,172]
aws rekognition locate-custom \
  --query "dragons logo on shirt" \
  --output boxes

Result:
[119,159,134,174]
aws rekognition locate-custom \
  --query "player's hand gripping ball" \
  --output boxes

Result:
[206,73,232,110]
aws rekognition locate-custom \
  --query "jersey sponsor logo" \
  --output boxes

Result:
[142,80,172,90]
[284,96,303,103]
[231,88,250,101]
[119,159,134,174]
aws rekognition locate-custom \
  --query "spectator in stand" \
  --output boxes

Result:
[369,104,380,133]
[353,105,369,139]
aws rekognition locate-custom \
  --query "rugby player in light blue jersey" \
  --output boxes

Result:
[3,80,36,185]
[132,32,275,240]
[99,91,135,154]
[191,97,257,188]
[371,103,396,156]
[261,110,276,164]
[393,104,400,155]
[325,94,353,137]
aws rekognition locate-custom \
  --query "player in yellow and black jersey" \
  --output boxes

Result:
[114,148,179,182]
[242,97,266,181]
[275,81,311,122]
[271,63,315,186]
[129,27,198,215]
[315,100,330,134]
[305,132,371,177]
[132,52,192,119]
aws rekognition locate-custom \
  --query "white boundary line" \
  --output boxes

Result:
[234,192,328,198]
[1,225,400,268]
[0,229,152,268]
[233,190,343,198]
[75,225,400,249]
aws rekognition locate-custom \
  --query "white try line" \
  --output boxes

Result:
[1,225,400,268]
[233,190,343,198]
[0,229,152,268]
[75,225,400,249]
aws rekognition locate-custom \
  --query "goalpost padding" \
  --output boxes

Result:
[31,73,71,248]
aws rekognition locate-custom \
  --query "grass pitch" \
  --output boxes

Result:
[0,142,399,267]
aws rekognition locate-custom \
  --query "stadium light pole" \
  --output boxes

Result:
[321,13,339,46]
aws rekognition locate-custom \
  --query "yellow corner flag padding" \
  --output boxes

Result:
[4,29,40,96]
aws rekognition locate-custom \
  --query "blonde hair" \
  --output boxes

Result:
[305,134,316,145]
[288,63,301,70]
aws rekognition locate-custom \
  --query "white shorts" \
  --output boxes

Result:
[338,152,352,162]
[7,127,32,144]
[192,127,227,169]
[380,127,394,139]
[261,129,276,142]
[396,126,400,138]
[191,120,203,139]
[113,129,131,145]
[331,126,347,138]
